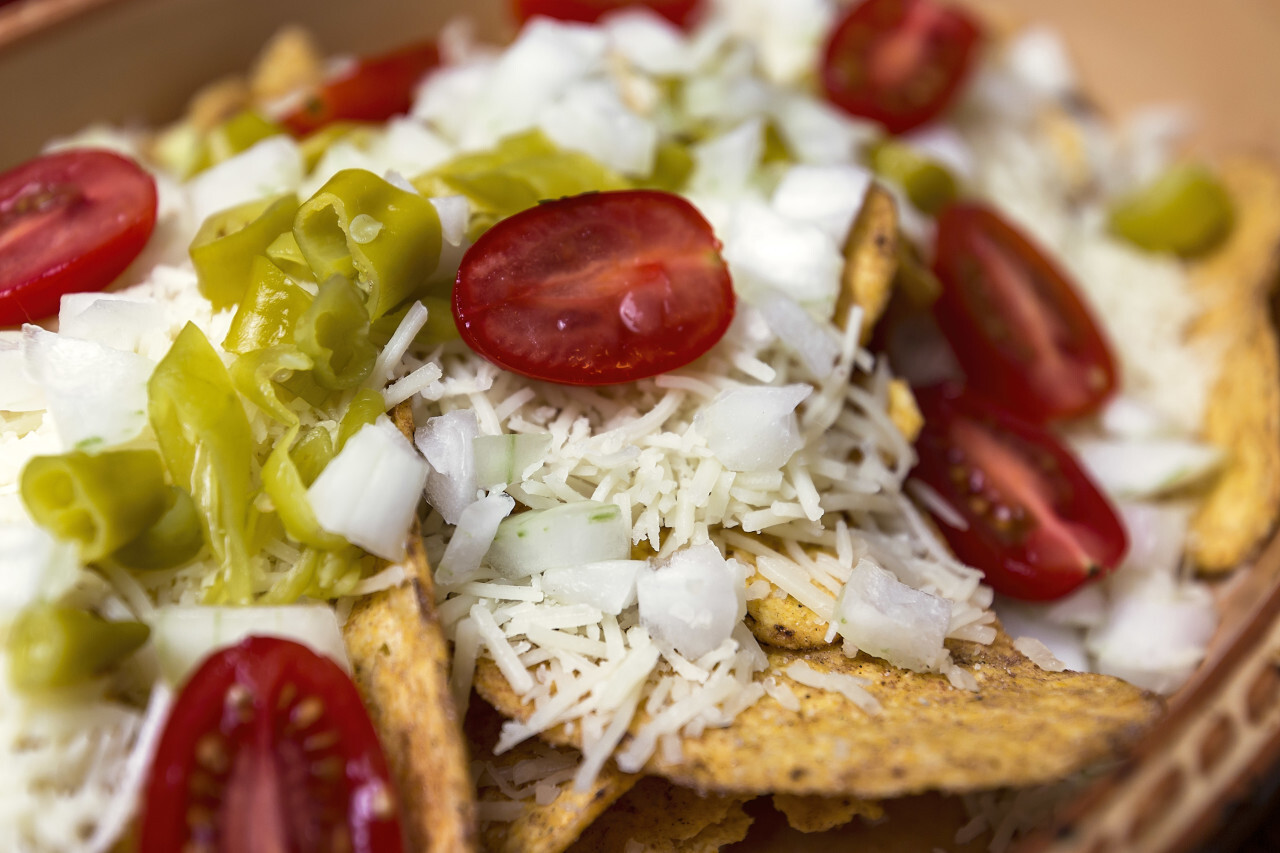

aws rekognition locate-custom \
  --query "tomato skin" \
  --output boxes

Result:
[820,0,982,135]
[931,203,1118,423]
[911,385,1128,601]
[0,149,157,326]
[140,636,404,853]
[281,42,439,137]
[512,0,700,28]
[453,189,734,385]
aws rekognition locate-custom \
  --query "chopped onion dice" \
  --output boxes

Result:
[309,417,428,561]
[486,501,631,577]
[437,492,516,587]
[416,410,480,525]
[837,559,952,673]
[187,135,303,223]
[1072,437,1223,499]
[542,559,645,615]
[771,163,871,244]
[474,433,552,487]
[694,383,810,472]
[637,543,746,659]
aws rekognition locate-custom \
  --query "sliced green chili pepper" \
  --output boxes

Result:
[292,426,335,487]
[294,169,442,319]
[190,193,299,309]
[20,449,168,561]
[7,603,149,692]
[263,424,347,552]
[295,276,378,390]
[867,139,958,215]
[230,345,313,425]
[204,111,286,167]
[338,387,386,451]
[112,485,205,571]
[639,138,695,193]
[1108,163,1235,257]
[149,323,257,604]
[223,256,313,354]
[264,231,316,281]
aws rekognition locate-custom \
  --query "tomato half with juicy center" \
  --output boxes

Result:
[911,385,1127,601]
[140,636,404,853]
[820,0,982,135]
[511,0,701,28]
[931,203,1118,423]
[453,189,734,385]
[0,148,157,326]
[281,41,440,137]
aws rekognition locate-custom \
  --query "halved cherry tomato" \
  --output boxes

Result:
[453,189,734,385]
[511,0,700,28]
[931,203,1117,422]
[911,385,1128,601]
[280,41,439,137]
[140,636,404,853]
[0,148,157,326]
[820,0,982,135]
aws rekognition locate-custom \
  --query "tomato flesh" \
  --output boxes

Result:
[140,636,404,853]
[820,0,982,135]
[911,385,1128,601]
[511,0,700,28]
[281,42,439,137]
[0,148,157,325]
[931,203,1118,423]
[453,189,734,385]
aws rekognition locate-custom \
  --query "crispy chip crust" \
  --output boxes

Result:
[772,793,885,833]
[1188,158,1280,571]
[838,184,899,339]
[743,571,832,650]
[475,630,1161,799]
[468,699,640,853]
[564,777,753,853]
[342,405,479,853]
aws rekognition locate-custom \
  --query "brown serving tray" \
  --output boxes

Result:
[1,1,1278,851]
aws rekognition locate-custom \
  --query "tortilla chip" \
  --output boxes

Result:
[1187,158,1280,572]
[249,25,326,101]
[341,404,479,853]
[838,184,899,340]
[746,792,992,851]
[468,698,640,853]
[743,572,831,650]
[563,777,753,853]
[475,628,1161,799]
[771,793,884,833]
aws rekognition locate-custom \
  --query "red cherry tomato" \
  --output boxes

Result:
[140,636,404,853]
[281,41,439,137]
[0,148,157,326]
[511,0,700,28]
[820,0,982,135]
[931,203,1118,423]
[453,189,734,385]
[911,385,1127,601]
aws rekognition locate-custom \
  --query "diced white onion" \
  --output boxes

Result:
[694,383,810,472]
[1071,437,1223,499]
[187,135,303,223]
[58,293,167,355]
[601,8,694,76]
[0,524,80,620]
[752,289,840,378]
[416,410,480,525]
[149,604,350,684]
[771,163,872,244]
[474,433,552,487]
[542,559,645,615]
[637,543,745,660]
[836,558,952,673]
[722,198,844,315]
[0,336,44,412]
[309,417,429,561]
[539,79,657,176]
[486,501,631,577]
[437,493,516,587]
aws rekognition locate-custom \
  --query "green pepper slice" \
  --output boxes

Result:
[1108,164,1235,257]
[371,295,460,346]
[20,449,168,561]
[867,139,958,215]
[294,169,442,319]
[295,275,378,390]
[264,231,316,281]
[338,387,386,451]
[292,425,335,487]
[204,111,287,167]
[7,604,150,692]
[112,485,205,571]
[149,323,257,604]
[263,424,347,552]
[223,256,313,354]
[230,345,314,425]
[190,193,299,309]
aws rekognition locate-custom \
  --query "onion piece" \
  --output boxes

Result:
[0,523,80,620]
[694,383,810,472]
[187,135,303,223]
[542,559,645,615]
[309,417,428,561]
[437,492,516,587]
[637,543,746,660]
[474,433,552,487]
[722,198,844,315]
[0,335,44,412]
[771,163,872,244]
[836,558,952,673]
[1071,437,1223,499]
[416,410,480,525]
[150,604,350,685]
[486,501,631,577]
